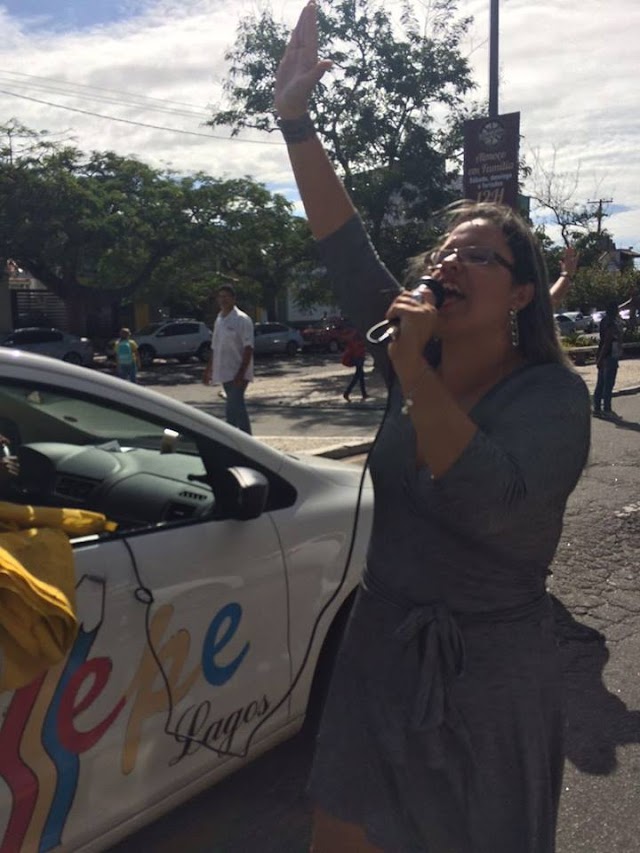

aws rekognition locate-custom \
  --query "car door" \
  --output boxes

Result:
[160,321,199,357]
[0,377,291,851]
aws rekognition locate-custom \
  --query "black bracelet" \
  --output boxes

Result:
[277,113,316,145]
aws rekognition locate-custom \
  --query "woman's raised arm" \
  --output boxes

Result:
[275,1,355,239]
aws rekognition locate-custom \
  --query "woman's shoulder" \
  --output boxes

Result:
[487,361,590,417]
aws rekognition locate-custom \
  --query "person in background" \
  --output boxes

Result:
[115,328,141,382]
[202,284,254,434]
[341,328,368,401]
[549,246,579,308]
[273,4,591,852]
[593,301,623,417]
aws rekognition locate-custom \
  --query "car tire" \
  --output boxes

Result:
[285,340,298,357]
[196,342,211,363]
[328,339,339,354]
[62,351,82,365]
[138,345,155,367]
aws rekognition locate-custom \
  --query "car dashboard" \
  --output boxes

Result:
[15,442,214,529]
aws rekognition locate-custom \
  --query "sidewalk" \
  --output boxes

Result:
[147,356,640,459]
[248,358,640,458]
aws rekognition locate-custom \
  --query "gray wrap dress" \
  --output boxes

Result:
[307,216,591,853]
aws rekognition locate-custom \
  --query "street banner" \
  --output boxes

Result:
[463,112,520,208]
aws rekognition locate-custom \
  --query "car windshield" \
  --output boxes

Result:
[0,383,200,453]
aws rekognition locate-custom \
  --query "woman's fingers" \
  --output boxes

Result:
[276,2,332,117]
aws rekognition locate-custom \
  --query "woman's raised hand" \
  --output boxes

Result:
[561,246,579,278]
[275,1,332,119]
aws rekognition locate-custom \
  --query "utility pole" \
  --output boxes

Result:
[587,198,613,235]
[489,0,499,117]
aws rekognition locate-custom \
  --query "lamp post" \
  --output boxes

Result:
[489,0,499,118]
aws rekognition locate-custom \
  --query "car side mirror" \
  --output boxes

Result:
[215,466,269,520]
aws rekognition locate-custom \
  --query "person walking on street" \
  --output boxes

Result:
[593,300,623,417]
[273,5,591,852]
[115,328,141,382]
[342,328,368,401]
[203,284,254,434]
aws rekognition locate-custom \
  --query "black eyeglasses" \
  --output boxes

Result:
[428,246,515,274]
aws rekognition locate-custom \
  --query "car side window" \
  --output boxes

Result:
[0,379,213,532]
[0,379,297,530]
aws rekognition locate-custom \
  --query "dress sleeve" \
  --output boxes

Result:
[406,366,591,537]
[316,215,401,376]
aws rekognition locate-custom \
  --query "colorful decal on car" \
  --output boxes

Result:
[0,579,269,853]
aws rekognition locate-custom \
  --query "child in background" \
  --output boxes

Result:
[115,328,141,382]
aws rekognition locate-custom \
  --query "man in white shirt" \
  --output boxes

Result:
[202,285,254,434]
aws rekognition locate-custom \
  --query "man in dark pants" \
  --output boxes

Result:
[593,301,623,418]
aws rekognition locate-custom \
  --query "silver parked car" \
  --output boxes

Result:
[253,322,303,356]
[1,327,94,366]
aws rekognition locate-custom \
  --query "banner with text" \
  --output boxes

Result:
[463,112,520,208]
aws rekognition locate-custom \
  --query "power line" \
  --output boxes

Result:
[0,68,211,113]
[0,88,285,146]
[0,77,210,121]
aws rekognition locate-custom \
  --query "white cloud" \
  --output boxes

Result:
[0,0,638,251]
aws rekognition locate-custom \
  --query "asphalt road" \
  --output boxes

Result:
[108,362,640,853]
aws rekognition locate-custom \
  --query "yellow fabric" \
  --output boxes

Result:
[0,501,117,691]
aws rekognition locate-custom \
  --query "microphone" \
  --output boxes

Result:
[366,276,445,345]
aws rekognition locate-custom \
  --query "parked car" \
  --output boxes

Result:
[108,319,212,367]
[554,311,593,334]
[0,347,372,853]
[554,312,592,336]
[253,322,303,356]
[0,327,94,366]
[301,317,354,353]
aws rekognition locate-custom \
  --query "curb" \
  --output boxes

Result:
[314,440,374,459]
[613,384,640,398]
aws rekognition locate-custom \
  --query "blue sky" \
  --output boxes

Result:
[1,1,141,31]
[0,0,639,254]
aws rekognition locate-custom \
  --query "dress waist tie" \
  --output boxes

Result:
[360,567,549,769]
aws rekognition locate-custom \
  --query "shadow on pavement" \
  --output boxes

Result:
[552,595,640,776]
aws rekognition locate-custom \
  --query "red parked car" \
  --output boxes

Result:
[301,317,354,353]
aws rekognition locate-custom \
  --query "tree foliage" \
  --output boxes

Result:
[209,0,476,276]
[0,121,311,331]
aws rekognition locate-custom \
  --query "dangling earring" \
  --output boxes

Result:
[509,308,520,348]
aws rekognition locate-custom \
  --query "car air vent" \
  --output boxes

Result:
[177,489,208,501]
[56,475,98,500]
[165,502,197,521]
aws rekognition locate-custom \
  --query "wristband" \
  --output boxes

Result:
[277,113,316,145]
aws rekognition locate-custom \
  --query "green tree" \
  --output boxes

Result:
[209,0,475,276]
[0,122,310,330]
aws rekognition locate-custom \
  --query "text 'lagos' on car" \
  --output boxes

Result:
[253,322,304,357]
[107,319,212,367]
[1,327,94,366]
[0,347,373,852]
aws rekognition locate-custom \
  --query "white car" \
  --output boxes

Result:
[554,311,593,335]
[1,327,94,366]
[253,322,304,357]
[0,349,372,852]
[114,319,212,367]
